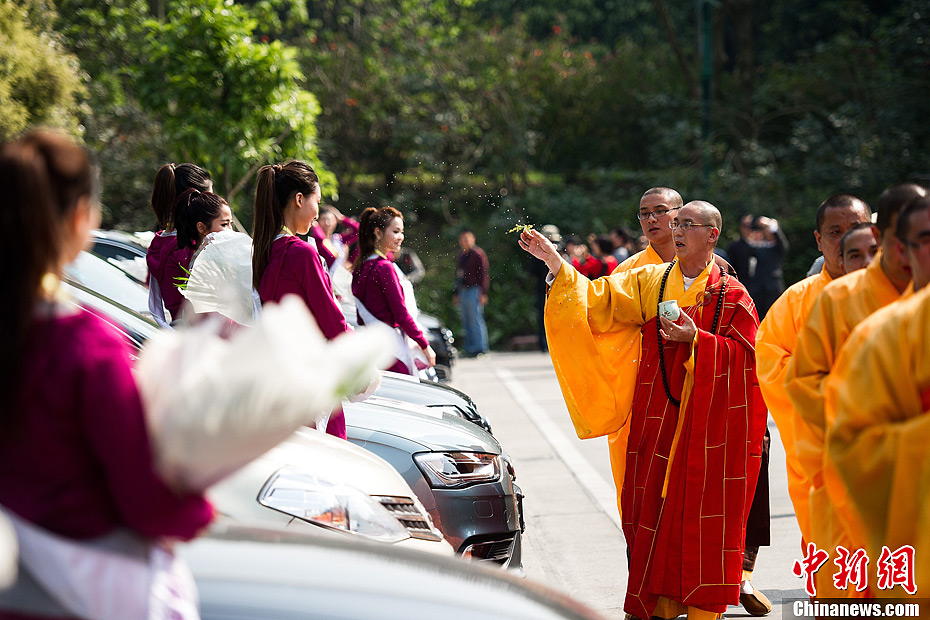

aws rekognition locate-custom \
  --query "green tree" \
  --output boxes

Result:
[0,0,84,140]
[135,0,335,221]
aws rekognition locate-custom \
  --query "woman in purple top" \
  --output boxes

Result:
[145,162,213,326]
[174,188,233,259]
[351,207,436,375]
[252,160,352,438]
[311,205,359,274]
[0,132,213,619]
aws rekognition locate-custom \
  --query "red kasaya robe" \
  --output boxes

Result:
[546,259,767,618]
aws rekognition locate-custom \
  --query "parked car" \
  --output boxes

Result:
[376,370,492,434]
[64,250,152,317]
[88,229,152,285]
[344,396,523,569]
[208,428,452,555]
[419,312,456,381]
[184,520,608,620]
[5,519,606,620]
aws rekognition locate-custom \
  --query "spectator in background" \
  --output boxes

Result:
[727,214,756,283]
[454,229,490,357]
[748,216,789,319]
[588,234,618,276]
[609,226,632,263]
[563,234,582,264]
[838,222,880,274]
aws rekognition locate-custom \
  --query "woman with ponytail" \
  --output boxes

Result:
[146,162,213,326]
[252,160,352,438]
[352,207,436,375]
[0,132,212,618]
[173,188,232,262]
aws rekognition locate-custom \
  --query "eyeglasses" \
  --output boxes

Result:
[636,207,680,221]
[669,221,716,231]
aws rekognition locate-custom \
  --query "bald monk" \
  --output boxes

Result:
[784,184,923,597]
[837,222,879,274]
[822,196,930,592]
[755,194,871,546]
[520,201,767,620]
[607,188,770,615]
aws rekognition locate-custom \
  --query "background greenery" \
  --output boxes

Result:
[3,0,928,347]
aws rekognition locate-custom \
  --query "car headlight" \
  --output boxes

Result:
[414,452,501,489]
[258,467,410,543]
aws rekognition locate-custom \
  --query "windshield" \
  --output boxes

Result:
[63,251,151,316]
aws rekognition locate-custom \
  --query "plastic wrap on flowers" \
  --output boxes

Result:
[0,510,16,589]
[135,295,395,492]
[180,230,256,326]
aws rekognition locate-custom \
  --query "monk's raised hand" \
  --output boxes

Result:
[519,228,563,275]
[659,311,697,343]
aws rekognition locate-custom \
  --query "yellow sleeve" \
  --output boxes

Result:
[784,292,843,487]
[825,294,930,560]
[545,264,649,439]
[755,289,814,541]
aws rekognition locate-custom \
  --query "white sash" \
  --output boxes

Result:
[354,295,416,375]
[2,509,199,620]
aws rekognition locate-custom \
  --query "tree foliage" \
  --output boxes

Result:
[0,0,84,140]
[135,0,335,214]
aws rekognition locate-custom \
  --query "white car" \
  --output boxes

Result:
[208,428,453,555]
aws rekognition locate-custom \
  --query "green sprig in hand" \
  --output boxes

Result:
[506,224,535,235]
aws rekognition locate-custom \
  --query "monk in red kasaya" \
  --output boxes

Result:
[519,201,767,620]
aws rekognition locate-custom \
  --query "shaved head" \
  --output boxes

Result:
[643,187,683,210]
[683,200,722,231]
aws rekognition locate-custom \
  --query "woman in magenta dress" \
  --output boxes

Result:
[0,132,213,619]
[146,162,213,326]
[311,205,359,275]
[173,188,233,262]
[351,207,436,375]
[251,160,352,438]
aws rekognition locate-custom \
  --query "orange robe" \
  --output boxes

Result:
[784,254,903,596]
[754,268,833,543]
[605,244,666,516]
[546,260,766,617]
[823,286,930,596]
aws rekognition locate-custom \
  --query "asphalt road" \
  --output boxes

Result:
[448,352,807,620]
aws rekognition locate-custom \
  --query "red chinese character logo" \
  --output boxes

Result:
[876,545,916,595]
[793,542,830,597]
[833,546,869,592]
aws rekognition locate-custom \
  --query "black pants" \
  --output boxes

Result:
[743,427,772,571]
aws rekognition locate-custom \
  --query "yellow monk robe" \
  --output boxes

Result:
[546,260,765,617]
[755,268,833,543]
[823,286,930,595]
[603,244,666,517]
[784,253,903,596]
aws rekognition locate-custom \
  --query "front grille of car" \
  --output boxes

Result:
[461,533,516,565]
[374,496,443,541]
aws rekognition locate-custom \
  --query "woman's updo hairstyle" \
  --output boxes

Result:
[173,189,229,249]
[353,206,402,270]
[0,130,96,426]
[252,160,320,288]
[150,162,212,230]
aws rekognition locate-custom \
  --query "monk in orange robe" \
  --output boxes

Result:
[520,201,767,619]
[823,195,930,591]
[755,194,871,545]
[784,184,923,599]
